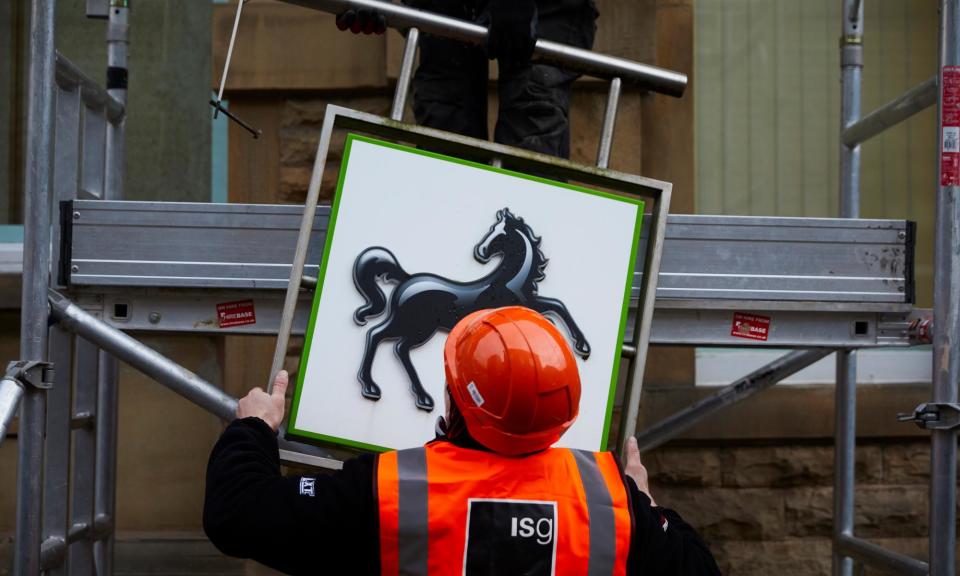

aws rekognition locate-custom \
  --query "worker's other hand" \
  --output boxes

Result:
[624,436,657,507]
[236,370,288,432]
[335,9,387,35]
[483,0,537,67]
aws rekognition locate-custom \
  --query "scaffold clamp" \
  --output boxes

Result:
[4,360,55,391]
[898,403,960,431]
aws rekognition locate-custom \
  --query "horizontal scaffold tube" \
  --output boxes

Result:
[836,534,928,576]
[842,76,937,147]
[48,290,237,421]
[280,0,687,97]
[55,52,125,122]
[635,348,833,452]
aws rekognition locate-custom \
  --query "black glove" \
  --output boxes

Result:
[335,9,387,35]
[482,0,538,67]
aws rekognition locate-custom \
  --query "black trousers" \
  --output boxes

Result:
[405,0,598,159]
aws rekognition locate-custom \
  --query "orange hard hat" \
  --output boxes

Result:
[443,306,581,456]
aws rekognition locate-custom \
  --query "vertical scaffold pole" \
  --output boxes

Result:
[105,0,128,195]
[834,1,862,575]
[391,27,419,121]
[96,3,129,572]
[15,0,56,574]
[596,77,621,169]
[931,1,960,574]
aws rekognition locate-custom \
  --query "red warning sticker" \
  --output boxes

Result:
[217,300,257,328]
[941,66,960,186]
[731,312,771,341]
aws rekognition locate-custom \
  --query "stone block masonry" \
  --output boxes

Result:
[645,441,960,575]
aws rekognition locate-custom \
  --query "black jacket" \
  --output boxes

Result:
[204,417,721,575]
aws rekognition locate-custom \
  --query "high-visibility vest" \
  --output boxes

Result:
[377,441,632,576]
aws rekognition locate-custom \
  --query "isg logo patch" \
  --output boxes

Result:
[463,499,557,576]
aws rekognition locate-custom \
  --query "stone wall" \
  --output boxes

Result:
[645,440,958,575]
[271,88,647,205]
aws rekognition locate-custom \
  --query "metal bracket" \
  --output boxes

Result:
[210,99,261,139]
[840,37,864,67]
[898,403,960,431]
[4,361,55,391]
[86,0,109,19]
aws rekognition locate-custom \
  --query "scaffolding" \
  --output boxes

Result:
[0,0,956,575]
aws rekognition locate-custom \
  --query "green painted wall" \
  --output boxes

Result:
[54,0,212,203]
[858,0,937,309]
[1,0,212,224]
[695,0,937,306]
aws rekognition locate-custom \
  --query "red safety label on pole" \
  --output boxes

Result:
[217,299,257,328]
[730,312,771,341]
[941,66,960,186]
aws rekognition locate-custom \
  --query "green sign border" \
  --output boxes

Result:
[287,133,645,453]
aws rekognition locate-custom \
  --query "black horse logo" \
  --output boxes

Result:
[352,208,591,412]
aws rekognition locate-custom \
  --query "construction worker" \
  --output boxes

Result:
[204,306,720,575]
[337,0,597,159]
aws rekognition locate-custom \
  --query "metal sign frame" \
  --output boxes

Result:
[268,105,672,455]
[286,133,646,452]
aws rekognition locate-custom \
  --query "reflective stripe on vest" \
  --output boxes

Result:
[377,442,632,576]
[571,450,617,576]
[397,448,428,576]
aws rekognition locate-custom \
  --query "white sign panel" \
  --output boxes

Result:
[289,135,644,452]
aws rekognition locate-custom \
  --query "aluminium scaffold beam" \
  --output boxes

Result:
[57,198,922,350]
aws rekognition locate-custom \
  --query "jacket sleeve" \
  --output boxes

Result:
[203,417,378,575]
[626,477,721,576]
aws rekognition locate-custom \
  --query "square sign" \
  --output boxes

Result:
[288,135,644,451]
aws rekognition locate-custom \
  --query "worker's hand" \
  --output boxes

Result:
[624,437,657,507]
[483,0,538,67]
[236,370,288,432]
[335,9,387,35]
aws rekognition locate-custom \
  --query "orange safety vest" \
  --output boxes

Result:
[377,441,632,576]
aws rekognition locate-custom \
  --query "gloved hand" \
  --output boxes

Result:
[335,8,387,35]
[482,0,538,67]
